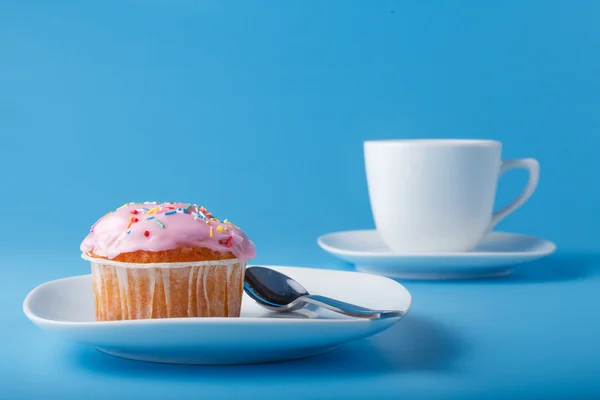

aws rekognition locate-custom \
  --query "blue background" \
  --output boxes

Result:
[1,1,599,399]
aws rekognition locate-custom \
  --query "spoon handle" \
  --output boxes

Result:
[298,295,405,320]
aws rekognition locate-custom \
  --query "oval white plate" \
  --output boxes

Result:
[23,266,411,365]
[318,230,556,280]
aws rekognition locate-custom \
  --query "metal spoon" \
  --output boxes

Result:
[243,266,405,320]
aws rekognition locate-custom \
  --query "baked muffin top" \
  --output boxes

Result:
[81,202,256,261]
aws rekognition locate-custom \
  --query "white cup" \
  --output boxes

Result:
[364,139,540,253]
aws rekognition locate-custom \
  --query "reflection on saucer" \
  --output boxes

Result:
[255,309,314,319]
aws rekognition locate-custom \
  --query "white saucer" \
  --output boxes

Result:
[317,230,556,280]
[23,266,411,365]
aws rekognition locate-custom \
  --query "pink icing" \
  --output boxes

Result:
[80,202,256,261]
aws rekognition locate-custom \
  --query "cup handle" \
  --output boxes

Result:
[489,158,540,230]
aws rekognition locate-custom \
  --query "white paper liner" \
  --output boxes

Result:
[81,253,241,269]
[83,254,246,320]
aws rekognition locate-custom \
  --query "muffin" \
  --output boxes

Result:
[80,202,256,321]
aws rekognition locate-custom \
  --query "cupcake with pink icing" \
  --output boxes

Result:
[81,202,256,321]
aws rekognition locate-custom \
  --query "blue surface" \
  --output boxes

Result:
[1,1,599,399]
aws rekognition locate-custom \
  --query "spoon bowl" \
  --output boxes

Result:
[244,265,308,311]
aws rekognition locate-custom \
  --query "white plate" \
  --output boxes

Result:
[318,230,556,280]
[23,266,411,365]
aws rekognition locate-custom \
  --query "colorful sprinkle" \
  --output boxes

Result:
[217,225,224,233]
[126,230,131,235]
[126,216,137,229]
[164,210,177,215]
[146,216,155,220]
[130,210,139,215]
[155,219,165,228]
[200,207,213,218]
[144,230,150,237]
[210,226,213,238]
[147,207,159,215]
[226,236,233,247]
